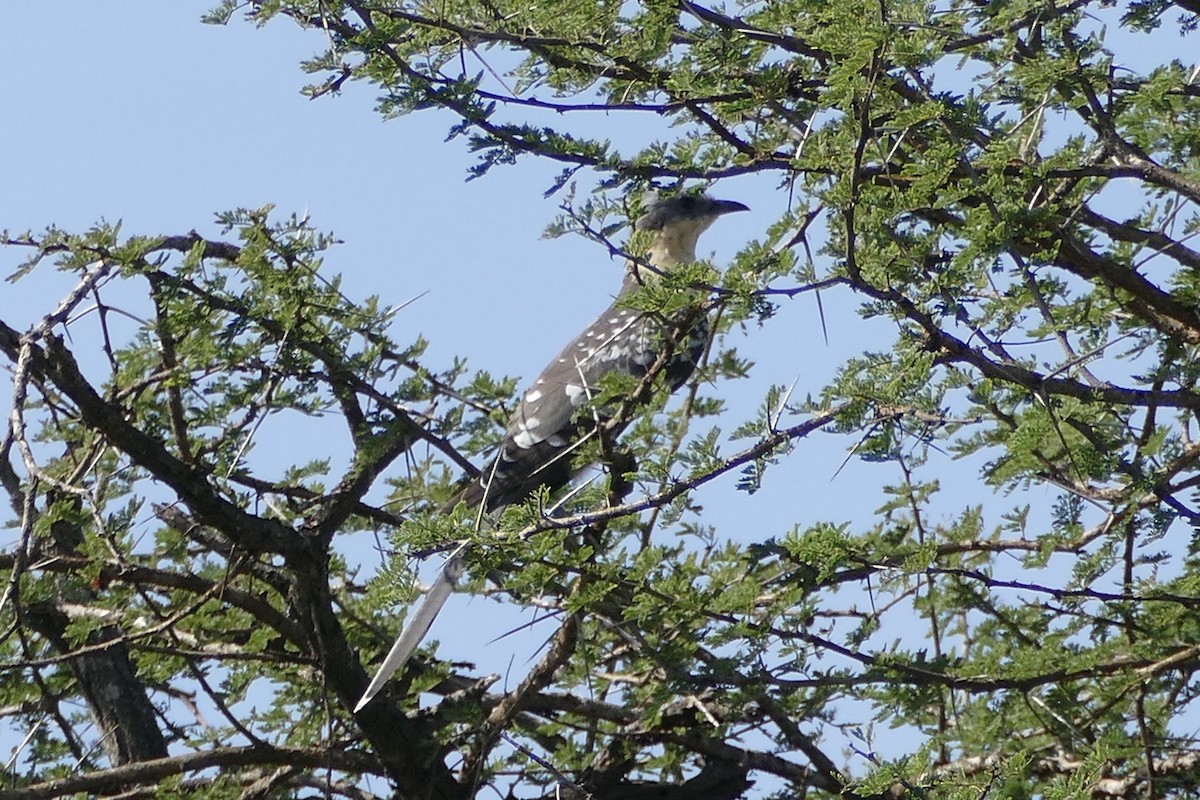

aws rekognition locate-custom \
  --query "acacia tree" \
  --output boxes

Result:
[3,0,1200,797]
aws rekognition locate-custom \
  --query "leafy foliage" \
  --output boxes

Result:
[4,0,1200,798]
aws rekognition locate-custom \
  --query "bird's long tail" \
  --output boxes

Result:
[353,459,510,712]
[353,555,464,712]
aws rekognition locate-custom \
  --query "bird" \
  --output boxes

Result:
[354,193,748,712]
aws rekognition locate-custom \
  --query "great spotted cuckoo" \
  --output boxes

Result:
[355,193,747,711]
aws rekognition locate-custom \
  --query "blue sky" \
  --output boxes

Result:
[0,0,852,692]
[6,1,1196,772]
[1,2,859,525]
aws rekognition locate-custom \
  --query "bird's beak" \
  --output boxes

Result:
[714,199,750,216]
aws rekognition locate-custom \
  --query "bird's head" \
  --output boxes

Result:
[634,193,749,268]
